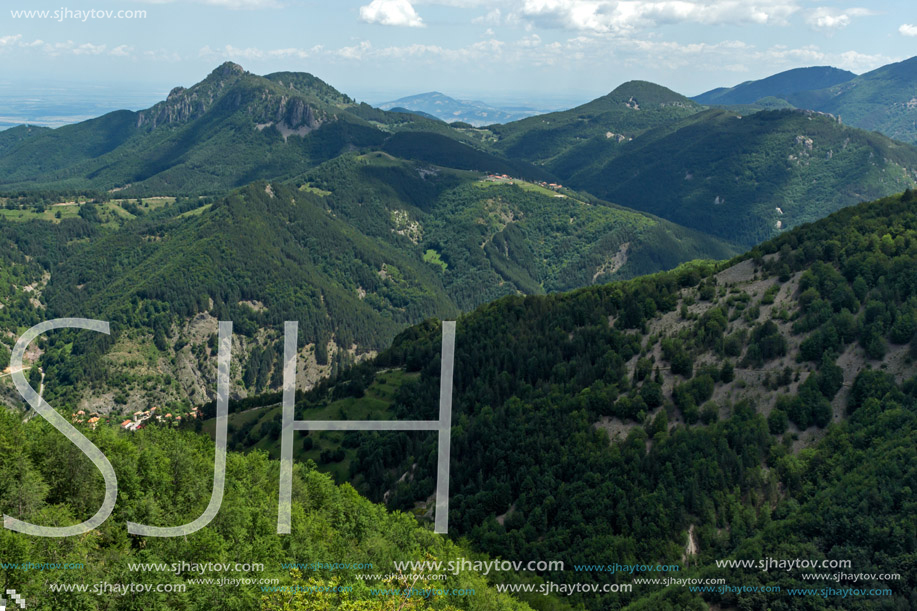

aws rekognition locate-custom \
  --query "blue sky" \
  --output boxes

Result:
[0,0,915,112]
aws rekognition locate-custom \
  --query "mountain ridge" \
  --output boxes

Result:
[693,66,856,106]
[377,91,543,126]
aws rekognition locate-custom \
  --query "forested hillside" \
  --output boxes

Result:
[0,409,534,611]
[785,56,917,144]
[697,56,917,145]
[2,21,917,611]
[486,81,702,173]
[301,153,736,307]
[693,66,856,106]
[566,108,917,245]
[0,63,480,195]
[0,155,734,416]
[3,62,915,252]
[227,190,917,609]
[475,83,917,247]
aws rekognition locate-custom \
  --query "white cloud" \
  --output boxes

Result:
[0,34,23,48]
[0,35,47,52]
[110,44,133,56]
[414,0,493,6]
[833,50,894,73]
[900,24,917,37]
[72,42,107,55]
[324,38,508,64]
[473,8,503,25]
[33,40,108,57]
[199,44,316,61]
[359,0,425,27]
[338,41,374,60]
[805,7,872,30]
[748,45,892,74]
[517,0,800,33]
[144,49,183,62]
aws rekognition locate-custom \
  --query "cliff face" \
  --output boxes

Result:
[135,62,328,133]
[136,62,245,128]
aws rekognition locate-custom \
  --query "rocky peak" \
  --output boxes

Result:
[211,61,245,79]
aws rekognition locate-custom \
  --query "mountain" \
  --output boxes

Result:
[487,80,704,172]
[0,63,478,195]
[564,108,917,246]
[785,55,917,144]
[0,153,735,414]
[484,81,917,247]
[377,92,543,126]
[0,124,51,156]
[302,153,737,308]
[476,77,917,248]
[696,57,917,145]
[225,189,917,610]
[693,66,856,106]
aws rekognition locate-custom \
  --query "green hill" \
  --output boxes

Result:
[0,409,536,611]
[226,190,917,609]
[487,81,703,172]
[0,63,485,196]
[0,124,51,156]
[300,153,737,309]
[693,66,856,106]
[785,55,917,144]
[565,108,917,246]
[479,84,917,248]
[0,154,735,415]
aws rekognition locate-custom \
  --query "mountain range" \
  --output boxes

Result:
[377,91,544,126]
[2,61,916,412]
[483,80,917,246]
[1,59,916,611]
[695,57,917,144]
[0,155,735,414]
[693,66,857,106]
[211,189,917,610]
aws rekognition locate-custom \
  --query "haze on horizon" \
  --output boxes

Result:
[0,0,915,126]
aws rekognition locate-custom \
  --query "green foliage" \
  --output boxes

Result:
[489,81,703,169]
[742,320,787,367]
[119,190,917,610]
[0,64,473,196]
[767,408,788,434]
[565,109,917,246]
[693,66,856,106]
[785,56,917,144]
[0,411,530,611]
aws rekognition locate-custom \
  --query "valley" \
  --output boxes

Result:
[0,57,916,610]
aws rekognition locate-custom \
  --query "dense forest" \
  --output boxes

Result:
[2,60,917,610]
[230,190,917,609]
[0,408,536,611]
[0,151,734,414]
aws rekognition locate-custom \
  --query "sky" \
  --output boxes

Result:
[0,0,915,122]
